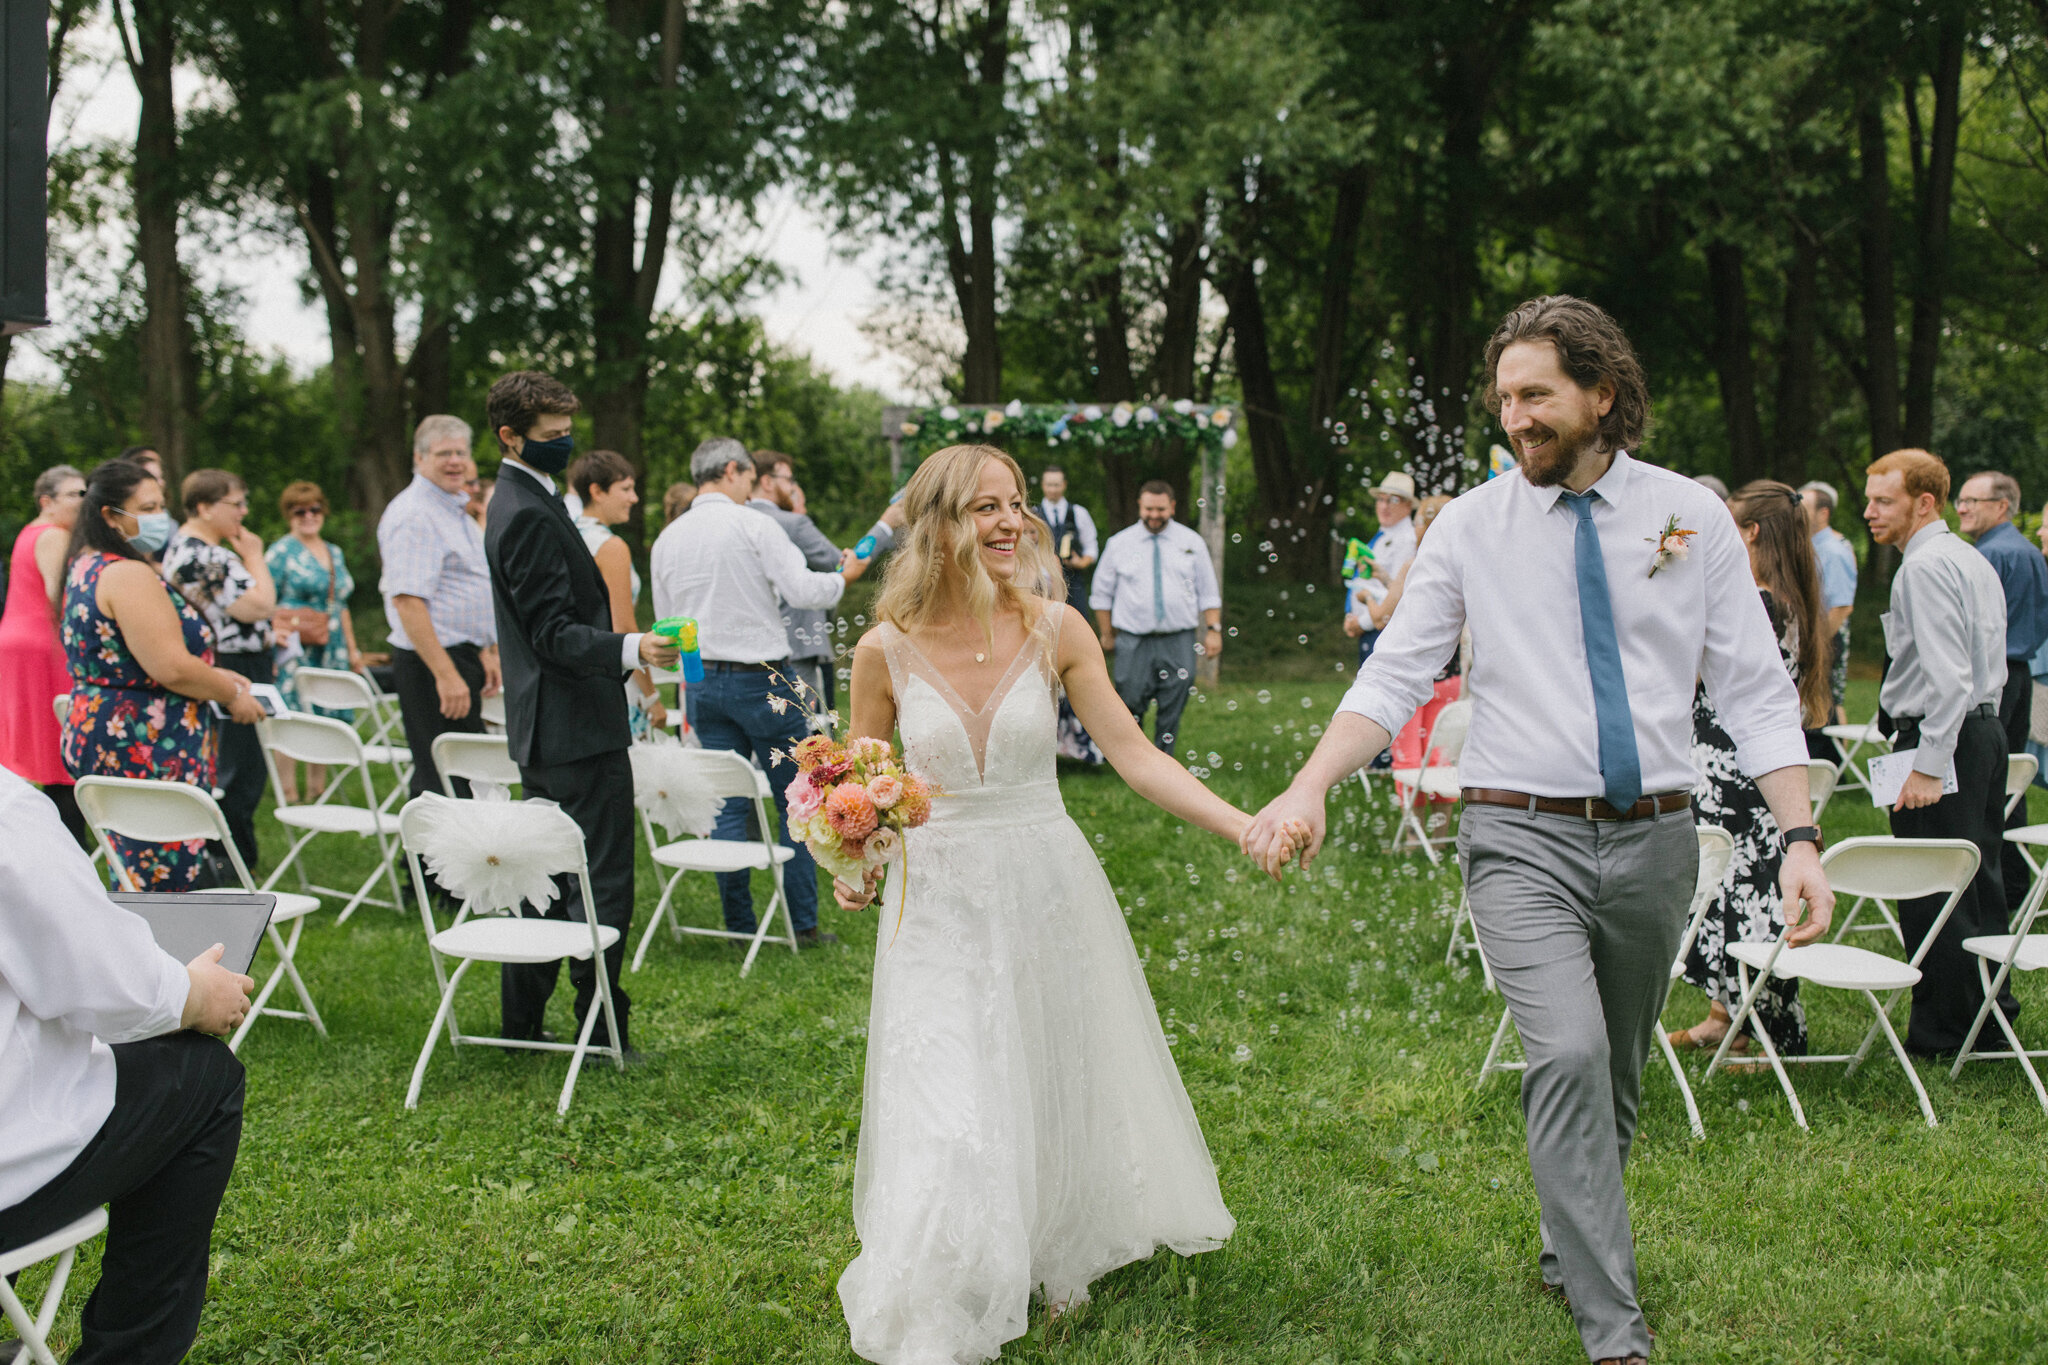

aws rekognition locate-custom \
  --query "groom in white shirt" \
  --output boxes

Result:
[1245,296,1835,1365]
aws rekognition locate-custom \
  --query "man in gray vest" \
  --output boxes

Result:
[1243,296,1834,1365]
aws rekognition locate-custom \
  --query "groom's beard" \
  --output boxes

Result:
[1516,419,1603,488]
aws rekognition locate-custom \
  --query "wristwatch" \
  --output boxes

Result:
[1780,825,1823,853]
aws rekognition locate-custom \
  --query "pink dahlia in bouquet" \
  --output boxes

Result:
[783,734,936,888]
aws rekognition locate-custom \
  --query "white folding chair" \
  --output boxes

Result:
[430,732,522,799]
[1950,856,2048,1111]
[399,793,623,1116]
[74,776,326,1053]
[631,747,797,977]
[1821,711,1891,798]
[290,667,413,799]
[2005,752,2038,819]
[1829,773,1911,945]
[257,714,405,923]
[0,1207,107,1365]
[1706,836,1980,1129]
[1384,699,1470,866]
[1806,758,1841,820]
[1476,826,1734,1142]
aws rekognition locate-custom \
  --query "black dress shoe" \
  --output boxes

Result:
[795,928,840,949]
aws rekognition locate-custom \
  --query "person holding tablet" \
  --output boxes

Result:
[0,767,254,1365]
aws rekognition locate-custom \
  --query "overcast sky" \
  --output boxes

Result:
[23,19,924,401]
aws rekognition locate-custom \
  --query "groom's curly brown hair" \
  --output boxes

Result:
[1482,295,1651,454]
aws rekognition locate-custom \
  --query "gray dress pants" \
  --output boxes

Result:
[1458,803,1698,1361]
[1112,628,1196,752]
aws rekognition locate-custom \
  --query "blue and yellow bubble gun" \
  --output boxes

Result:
[652,616,704,684]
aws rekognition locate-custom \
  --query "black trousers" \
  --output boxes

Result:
[216,651,273,867]
[1998,662,2034,912]
[0,1033,244,1365]
[500,748,636,1051]
[391,643,486,800]
[1890,710,2018,1052]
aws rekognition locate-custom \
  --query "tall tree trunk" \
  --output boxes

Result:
[943,1,1006,403]
[1419,52,1485,494]
[1151,202,1205,400]
[1224,177,1321,579]
[1308,165,1368,454]
[120,0,198,486]
[588,0,685,547]
[1141,200,1208,530]
[1902,8,1964,449]
[406,312,453,427]
[1705,240,1766,485]
[1771,224,1820,485]
[1858,91,1903,459]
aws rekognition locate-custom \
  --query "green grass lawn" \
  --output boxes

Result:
[20,675,2048,1364]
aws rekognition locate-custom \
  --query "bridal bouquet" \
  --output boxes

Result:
[784,733,935,892]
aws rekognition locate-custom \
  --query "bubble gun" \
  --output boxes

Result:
[1341,537,1377,583]
[652,616,704,684]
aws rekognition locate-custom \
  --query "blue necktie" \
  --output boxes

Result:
[1561,492,1642,811]
[1152,533,1166,628]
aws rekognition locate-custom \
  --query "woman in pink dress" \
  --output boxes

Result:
[0,464,88,841]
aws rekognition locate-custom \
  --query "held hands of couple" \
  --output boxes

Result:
[1242,788,1327,880]
[182,944,255,1036]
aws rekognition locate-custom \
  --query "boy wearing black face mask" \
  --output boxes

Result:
[482,371,680,1057]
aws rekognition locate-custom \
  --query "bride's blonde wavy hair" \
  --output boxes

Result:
[873,444,1060,647]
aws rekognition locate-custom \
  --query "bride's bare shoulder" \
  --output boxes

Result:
[855,622,894,653]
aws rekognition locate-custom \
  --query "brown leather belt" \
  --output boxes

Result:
[1461,788,1692,822]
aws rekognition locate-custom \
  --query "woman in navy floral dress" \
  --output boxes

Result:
[1671,481,1831,1058]
[60,459,266,889]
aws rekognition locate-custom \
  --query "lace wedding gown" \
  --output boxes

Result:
[838,615,1234,1365]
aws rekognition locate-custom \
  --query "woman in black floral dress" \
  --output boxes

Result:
[1672,481,1831,1058]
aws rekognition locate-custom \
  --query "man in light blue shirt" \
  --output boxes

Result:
[1800,480,1858,732]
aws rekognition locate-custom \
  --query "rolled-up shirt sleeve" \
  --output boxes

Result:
[1088,543,1123,613]
[758,520,846,612]
[1192,536,1222,613]
[1894,561,1974,777]
[0,786,188,1041]
[1337,520,1465,737]
[1696,510,1811,779]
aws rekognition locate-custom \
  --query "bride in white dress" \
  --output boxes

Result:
[831,444,1301,1365]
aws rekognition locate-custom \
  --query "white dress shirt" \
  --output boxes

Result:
[649,492,847,662]
[497,456,643,673]
[0,772,189,1211]
[1090,518,1223,634]
[1879,520,2008,777]
[1340,451,1809,797]
[1037,499,1099,560]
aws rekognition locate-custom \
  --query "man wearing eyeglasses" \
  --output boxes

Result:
[1957,469,2048,912]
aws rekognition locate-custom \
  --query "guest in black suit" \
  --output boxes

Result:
[481,371,679,1053]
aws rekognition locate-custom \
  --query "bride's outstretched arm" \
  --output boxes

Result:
[1056,605,1252,847]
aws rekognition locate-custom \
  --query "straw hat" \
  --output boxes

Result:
[1369,470,1417,502]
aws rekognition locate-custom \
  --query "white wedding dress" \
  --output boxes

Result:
[837,614,1234,1365]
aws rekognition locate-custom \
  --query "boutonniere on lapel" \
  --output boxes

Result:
[1645,514,1697,577]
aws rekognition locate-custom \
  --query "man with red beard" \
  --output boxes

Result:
[1242,296,1835,1365]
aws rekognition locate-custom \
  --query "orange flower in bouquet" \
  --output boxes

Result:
[783,734,936,897]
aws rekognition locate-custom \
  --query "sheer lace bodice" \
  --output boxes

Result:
[840,608,1233,1365]
[873,617,1058,790]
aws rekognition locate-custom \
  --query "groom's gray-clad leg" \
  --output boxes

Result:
[1459,803,1695,1361]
